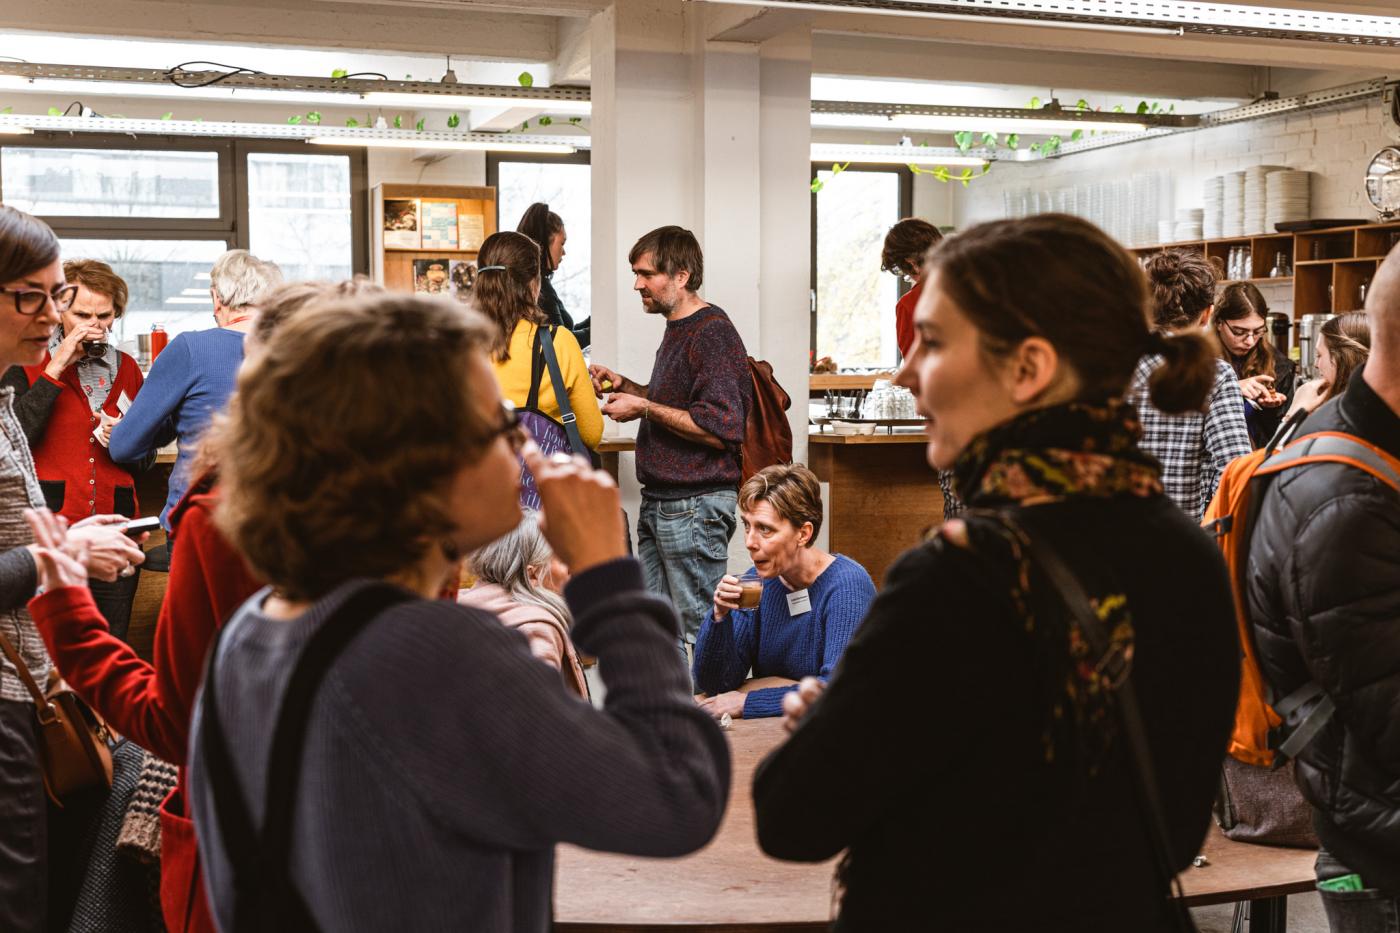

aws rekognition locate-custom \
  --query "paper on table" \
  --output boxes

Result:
[115,391,133,415]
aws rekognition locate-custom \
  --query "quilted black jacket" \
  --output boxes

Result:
[1246,370,1400,891]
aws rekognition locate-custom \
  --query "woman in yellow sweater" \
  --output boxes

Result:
[471,231,602,507]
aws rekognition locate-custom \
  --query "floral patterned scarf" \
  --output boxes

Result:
[936,401,1163,774]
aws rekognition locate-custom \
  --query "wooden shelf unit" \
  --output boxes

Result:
[1132,221,1400,319]
[370,184,497,294]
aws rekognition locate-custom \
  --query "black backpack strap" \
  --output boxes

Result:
[538,325,587,456]
[200,582,411,932]
[526,325,546,412]
[1016,514,1196,932]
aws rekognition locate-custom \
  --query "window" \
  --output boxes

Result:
[0,133,367,343]
[488,153,591,327]
[811,164,911,370]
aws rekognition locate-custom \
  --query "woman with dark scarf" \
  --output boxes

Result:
[754,215,1241,932]
[517,202,589,350]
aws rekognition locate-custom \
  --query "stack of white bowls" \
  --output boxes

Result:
[1266,170,1312,229]
[1222,171,1246,237]
[1245,165,1287,235]
[1174,207,1204,242]
[1203,176,1224,239]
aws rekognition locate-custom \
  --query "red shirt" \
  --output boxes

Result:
[29,480,260,933]
[896,278,923,361]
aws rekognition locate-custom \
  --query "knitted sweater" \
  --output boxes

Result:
[637,305,750,498]
[188,559,729,933]
[0,388,48,703]
[109,329,245,528]
[692,554,875,718]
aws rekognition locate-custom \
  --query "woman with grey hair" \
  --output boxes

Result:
[460,511,588,698]
[110,250,282,538]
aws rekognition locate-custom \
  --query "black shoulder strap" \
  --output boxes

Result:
[200,582,411,932]
[538,325,587,456]
[1016,515,1196,932]
[526,324,546,412]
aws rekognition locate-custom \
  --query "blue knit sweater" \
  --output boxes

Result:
[109,328,245,529]
[692,554,875,718]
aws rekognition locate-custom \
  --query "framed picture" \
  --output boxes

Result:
[383,199,421,249]
[413,258,453,295]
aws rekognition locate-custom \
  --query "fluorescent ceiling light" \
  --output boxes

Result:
[813,112,1149,135]
[363,92,589,114]
[307,136,577,153]
[0,126,32,135]
[811,144,985,165]
[687,0,1182,36]
[0,75,355,107]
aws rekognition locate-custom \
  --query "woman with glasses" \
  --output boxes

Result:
[33,292,731,931]
[1212,282,1295,447]
[0,205,145,932]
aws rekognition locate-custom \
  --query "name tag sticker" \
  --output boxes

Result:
[786,589,811,616]
[116,391,133,415]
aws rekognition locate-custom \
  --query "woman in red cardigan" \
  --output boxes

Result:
[24,280,370,933]
[1,259,150,638]
[881,218,943,361]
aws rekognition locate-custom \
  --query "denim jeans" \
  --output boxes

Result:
[637,490,737,653]
[1316,848,1400,933]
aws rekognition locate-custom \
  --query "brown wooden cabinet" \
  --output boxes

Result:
[370,183,497,293]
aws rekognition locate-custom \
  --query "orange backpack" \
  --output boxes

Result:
[1203,421,1400,768]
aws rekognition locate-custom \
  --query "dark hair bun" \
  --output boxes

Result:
[1147,330,1217,415]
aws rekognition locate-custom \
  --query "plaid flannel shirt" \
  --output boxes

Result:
[1126,355,1253,520]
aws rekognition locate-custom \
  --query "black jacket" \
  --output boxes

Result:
[754,476,1239,929]
[1247,370,1400,891]
[539,276,590,350]
[1237,346,1296,448]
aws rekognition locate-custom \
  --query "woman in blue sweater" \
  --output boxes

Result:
[693,463,875,720]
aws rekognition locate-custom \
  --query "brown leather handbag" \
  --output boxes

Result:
[0,628,113,806]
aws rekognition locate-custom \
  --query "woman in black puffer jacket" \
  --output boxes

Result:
[754,214,1241,932]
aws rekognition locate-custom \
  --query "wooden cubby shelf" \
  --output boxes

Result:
[1132,220,1400,319]
[370,183,498,296]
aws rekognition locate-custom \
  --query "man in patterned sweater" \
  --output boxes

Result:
[590,226,751,656]
[1126,248,1252,519]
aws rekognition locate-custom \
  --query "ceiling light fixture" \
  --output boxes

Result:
[812,112,1152,135]
[686,0,1183,36]
[0,126,33,135]
[307,135,578,153]
[811,99,1190,138]
[811,143,986,166]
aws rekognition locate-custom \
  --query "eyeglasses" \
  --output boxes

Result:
[487,400,527,453]
[1222,321,1268,341]
[0,283,79,317]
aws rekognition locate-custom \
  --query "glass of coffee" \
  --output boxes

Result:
[738,573,762,610]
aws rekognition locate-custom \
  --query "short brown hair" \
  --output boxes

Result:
[628,225,703,292]
[739,463,824,543]
[882,218,943,276]
[62,259,129,319]
[0,206,58,283]
[926,215,1217,415]
[1145,249,1217,330]
[471,231,547,361]
[210,294,495,601]
[1320,311,1372,403]
[251,277,384,347]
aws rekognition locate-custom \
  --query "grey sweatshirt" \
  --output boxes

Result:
[188,557,729,932]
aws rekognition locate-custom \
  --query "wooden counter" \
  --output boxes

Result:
[807,429,942,586]
[808,372,894,392]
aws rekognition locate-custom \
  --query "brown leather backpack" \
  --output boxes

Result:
[742,357,793,481]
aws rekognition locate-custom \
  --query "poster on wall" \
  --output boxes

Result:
[449,261,477,301]
[421,200,459,250]
[413,258,453,295]
[458,212,486,251]
[383,199,421,249]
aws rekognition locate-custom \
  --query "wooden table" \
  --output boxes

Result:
[554,719,1317,933]
[554,719,837,932]
[806,429,942,586]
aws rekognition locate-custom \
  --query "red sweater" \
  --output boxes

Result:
[23,351,145,522]
[895,278,923,361]
[29,482,260,933]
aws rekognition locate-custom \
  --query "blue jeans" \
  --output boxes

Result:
[637,491,737,652]
[1317,849,1400,933]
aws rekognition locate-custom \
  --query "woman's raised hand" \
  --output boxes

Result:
[712,574,742,620]
[521,439,626,576]
[24,508,93,591]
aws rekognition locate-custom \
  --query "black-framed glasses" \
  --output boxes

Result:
[488,400,527,453]
[0,283,79,317]
[1222,321,1268,341]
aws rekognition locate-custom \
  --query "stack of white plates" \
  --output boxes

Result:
[1244,165,1287,235]
[1266,170,1311,229]
[1222,171,1246,238]
[1158,220,1177,243]
[1203,176,1224,239]
[1174,207,1203,242]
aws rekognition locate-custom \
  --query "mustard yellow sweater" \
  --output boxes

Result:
[492,320,602,450]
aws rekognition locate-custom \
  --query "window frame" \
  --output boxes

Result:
[809,162,914,361]
[485,149,592,233]
[0,131,370,274]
